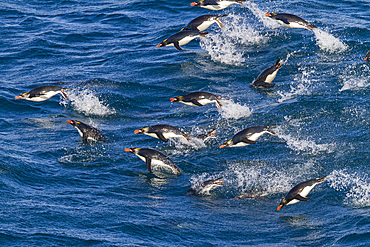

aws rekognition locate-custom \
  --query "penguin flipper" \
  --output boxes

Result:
[190,99,204,107]
[295,194,310,201]
[260,82,276,88]
[278,18,290,25]
[242,138,257,145]
[145,157,153,173]
[156,132,169,142]
[174,42,182,51]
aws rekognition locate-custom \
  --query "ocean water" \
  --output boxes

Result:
[0,0,369,246]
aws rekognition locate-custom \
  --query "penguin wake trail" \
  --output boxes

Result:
[61,89,116,116]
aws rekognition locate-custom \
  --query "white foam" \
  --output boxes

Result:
[327,170,370,207]
[275,125,335,155]
[277,68,316,103]
[199,14,264,66]
[218,99,252,120]
[313,28,347,53]
[340,77,369,92]
[61,89,115,116]
[189,174,223,196]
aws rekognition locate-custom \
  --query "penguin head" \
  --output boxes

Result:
[365,51,370,61]
[170,96,182,102]
[265,13,277,18]
[134,127,149,134]
[277,197,288,210]
[219,139,233,148]
[125,147,140,154]
[156,39,168,48]
[15,92,30,100]
[66,119,81,127]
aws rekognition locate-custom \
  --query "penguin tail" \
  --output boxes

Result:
[217,95,230,100]
[60,89,69,99]
[266,126,277,135]
[307,24,316,31]
[215,100,222,108]
[184,134,191,141]
[237,1,245,5]
[317,176,327,183]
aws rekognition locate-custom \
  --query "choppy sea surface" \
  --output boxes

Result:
[0,0,369,246]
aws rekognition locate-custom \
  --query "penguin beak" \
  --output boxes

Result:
[170,98,178,102]
[156,43,163,48]
[15,95,21,100]
[365,57,369,61]
[124,148,133,153]
[190,2,198,6]
[265,13,272,17]
[219,144,226,148]
[134,129,142,134]
[66,119,73,124]
[277,205,283,211]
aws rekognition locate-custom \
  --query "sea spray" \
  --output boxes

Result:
[244,1,280,29]
[327,170,370,207]
[199,14,265,65]
[313,28,347,53]
[60,88,116,116]
[218,99,252,120]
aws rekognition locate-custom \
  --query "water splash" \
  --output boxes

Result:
[199,14,264,65]
[244,1,280,29]
[327,170,370,207]
[313,28,347,53]
[275,125,335,155]
[339,64,370,92]
[61,89,116,116]
[218,99,252,120]
[277,67,316,103]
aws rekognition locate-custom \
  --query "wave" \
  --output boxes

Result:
[60,88,116,116]
[339,63,370,92]
[218,99,252,120]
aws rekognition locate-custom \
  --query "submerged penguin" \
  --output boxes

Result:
[265,13,316,31]
[277,176,327,210]
[252,59,282,88]
[67,119,107,143]
[364,51,370,61]
[15,85,71,102]
[186,177,224,196]
[156,30,208,51]
[125,148,181,175]
[183,14,228,31]
[134,124,216,142]
[190,0,245,11]
[219,126,276,148]
[170,91,228,108]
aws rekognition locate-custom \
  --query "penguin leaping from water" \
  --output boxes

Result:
[265,13,316,31]
[186,177,224,196]
[170,91,228,108]
[183,14,228,32]
[67,119,107,143]
[277,176,327,210]
[15,85,71,102]
[125,148,182,175]
[252,59,282,88]
[190,0,245,11]
[134,124,216,142]
[157,30,208,51]
[219,126,276,148]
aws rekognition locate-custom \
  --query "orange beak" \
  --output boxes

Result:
[15,95,21,100]
[124,148,132,152]
[219,144,226,148]
[265,13,272,17]
[66,119,73,124]
[156,43,162,48]
[134,129,141,134]
[170,98,177,102]
[365,57,368,61]
[190,2,197,6]
[277,205,282,211]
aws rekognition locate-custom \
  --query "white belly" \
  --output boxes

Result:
[232,142,250,147]
[203,2,235,10]
[287,199,300,205]
[248,131,267,141]
[178,36,198,46]
[277,20,307,29]
[27,91,61,101]
[265,70,278,83]
[197,21,216,31]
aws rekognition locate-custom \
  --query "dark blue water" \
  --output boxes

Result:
[0,0,369,246]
